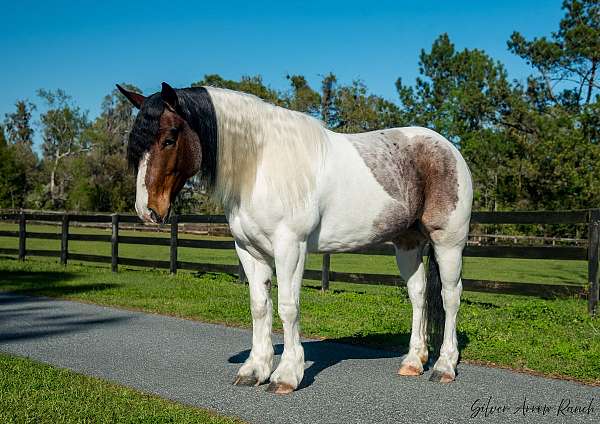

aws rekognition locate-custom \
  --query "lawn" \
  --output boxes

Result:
[0,257,598,385]
[0,353,244,423]
[0,222,588,286]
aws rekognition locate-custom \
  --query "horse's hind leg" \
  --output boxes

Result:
[429,241,464,383]
[233,243,274,386]
[395,241,428,376]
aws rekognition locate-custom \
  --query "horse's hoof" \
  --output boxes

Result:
[429,370,455,383]
[266,382,295,394]
[233,376,259,386]
[398,364,423,376]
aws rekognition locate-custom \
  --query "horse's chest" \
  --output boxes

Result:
[227,212,275,257]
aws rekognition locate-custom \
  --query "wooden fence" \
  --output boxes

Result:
[0,209,598,315]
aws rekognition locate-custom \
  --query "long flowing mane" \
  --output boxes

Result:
[128,86,328,210]
[205,87,328,209]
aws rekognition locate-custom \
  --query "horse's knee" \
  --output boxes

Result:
[277,302,298,323]
[441,281,462,311]
[406,277,425,296]
[251,297,270,319]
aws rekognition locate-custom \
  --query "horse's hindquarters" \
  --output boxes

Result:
[310,127,472,253]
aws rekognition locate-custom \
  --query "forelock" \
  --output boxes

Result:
[127,93,164,171]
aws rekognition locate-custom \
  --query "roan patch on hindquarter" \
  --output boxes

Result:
[348,130,459,249]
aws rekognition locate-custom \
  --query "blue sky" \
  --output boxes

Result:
[1,0,564,144]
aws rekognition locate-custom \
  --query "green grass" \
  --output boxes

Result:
[0,222,588,285]
[0,258,598,385]
[0,353,244,423]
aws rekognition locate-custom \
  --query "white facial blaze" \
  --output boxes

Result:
[135,152,151,219]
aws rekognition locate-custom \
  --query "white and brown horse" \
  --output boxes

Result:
[118,82,473,394]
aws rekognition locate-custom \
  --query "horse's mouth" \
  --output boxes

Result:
[147,206,171,225]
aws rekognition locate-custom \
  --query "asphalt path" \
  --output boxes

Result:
[0,292,597,423]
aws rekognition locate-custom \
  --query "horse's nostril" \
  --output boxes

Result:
[148,208,162,224]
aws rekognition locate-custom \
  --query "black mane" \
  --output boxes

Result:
[127,87,218,187]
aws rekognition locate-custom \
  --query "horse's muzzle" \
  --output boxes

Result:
[148,207,170,225]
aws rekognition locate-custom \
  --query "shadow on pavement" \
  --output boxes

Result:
[229,338,404,390]
[0,269,120,297]
[0,293,131,344]
[229,330,470,390]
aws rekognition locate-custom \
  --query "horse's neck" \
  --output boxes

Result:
[205,87,327,213]
[204,88,263,210]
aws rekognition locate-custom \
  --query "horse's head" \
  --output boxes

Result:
[117,83,202,224]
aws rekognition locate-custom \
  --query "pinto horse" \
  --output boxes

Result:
[117,82,473,394]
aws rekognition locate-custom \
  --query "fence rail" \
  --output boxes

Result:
[0,209,598,315]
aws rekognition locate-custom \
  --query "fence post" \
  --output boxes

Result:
[321,253,331,292]
[18,211,26,261]
[60,213,69,265]
[588,209,600,315]
[111,214,119,273]
[170,214,178,275]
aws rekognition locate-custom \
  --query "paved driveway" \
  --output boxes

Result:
[0,293,597,423]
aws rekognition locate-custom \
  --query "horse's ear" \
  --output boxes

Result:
[116,84,145,109]
[161,82,179,113]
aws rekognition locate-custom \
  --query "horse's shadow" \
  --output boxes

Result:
[229,332,469,390]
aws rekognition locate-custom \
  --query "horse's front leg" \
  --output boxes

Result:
[267,235,306,394]
[233,243,274,386]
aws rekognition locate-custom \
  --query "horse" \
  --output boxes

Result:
[117,82,473,394]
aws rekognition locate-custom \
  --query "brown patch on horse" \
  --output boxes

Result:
[349,130,459,243]
[410,136,459,233]
[145,108,202,220]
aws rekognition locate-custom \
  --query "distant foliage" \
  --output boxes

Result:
[0,127,28,208]
[65,85,138,212]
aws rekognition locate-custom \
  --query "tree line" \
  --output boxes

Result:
[1,0,598,220]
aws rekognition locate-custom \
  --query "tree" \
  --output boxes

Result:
[4,100,35,146]
[192,74,281,104]
[100,83,139,151]
[282,74,321,117]
[396,34,512,140]
[38,89,90,208]
[192,72,401,134]
[320,73,337,126]
[330,80,401,133]
[3,99,39,200]
[507,0,599,107]
[66,85,138,211]
[0,126,28,209]
[502,0,600,213]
